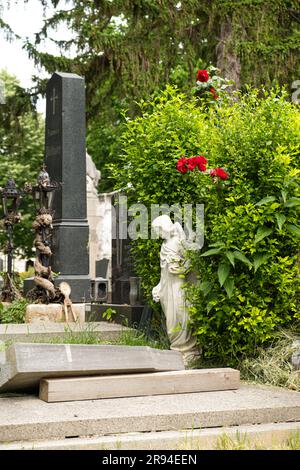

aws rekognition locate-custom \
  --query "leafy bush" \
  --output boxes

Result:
[0,299,28,323]
[111,85,300,362]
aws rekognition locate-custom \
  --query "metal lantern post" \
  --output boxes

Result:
[0,178,23,301]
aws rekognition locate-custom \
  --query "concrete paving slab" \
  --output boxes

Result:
[0,384,299,442]
[0,342,184,392]
[0,321,129,344]
[0,421,299,450]
[39,368,240,402]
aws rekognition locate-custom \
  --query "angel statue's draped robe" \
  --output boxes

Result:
[152,216,200,364]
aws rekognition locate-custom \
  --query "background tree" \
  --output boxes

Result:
[0,70,44,258]
[7,0,299,190]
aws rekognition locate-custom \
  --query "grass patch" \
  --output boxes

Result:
[186,329,300,391]
[45,322,165,349]
[178,430,300,450]
[239,329,300,391]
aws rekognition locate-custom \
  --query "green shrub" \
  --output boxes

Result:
[111,86,300,362]
[0,299,28,323]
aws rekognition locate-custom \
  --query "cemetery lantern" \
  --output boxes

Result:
[32,165,59,214]
[0,178,23,301]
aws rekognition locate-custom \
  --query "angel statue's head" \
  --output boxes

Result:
[152,215,185,241]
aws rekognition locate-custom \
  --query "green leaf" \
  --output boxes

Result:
[254,227,273,244]
[233,251,252,267]
[281,190,287,204]
[284,197,300,208]
[208,242,225,248]
[253,254,269,272]
[200,247,223,257]
[223,277,235,298]
[286,224,300,237]
[199,281,213,296]
[275,213,286,230]
[218,263,230,287]
[255,196,276,206]
[226,251,235,267]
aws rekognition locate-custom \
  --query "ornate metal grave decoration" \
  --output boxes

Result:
[0,178,24,301]
[26,165,61,303]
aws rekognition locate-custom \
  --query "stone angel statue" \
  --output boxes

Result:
[151,215,201,365]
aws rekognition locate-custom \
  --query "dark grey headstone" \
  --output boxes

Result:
[96,259,109,278]
[111,193,135,304]
[87,303,144,327]
[44,72,90,301]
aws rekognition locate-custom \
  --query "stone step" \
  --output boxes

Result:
[0,343,184,392]
[0,384,299,443]
[0,321,128,344]
[0,422,299,450]
[39,368,240,402]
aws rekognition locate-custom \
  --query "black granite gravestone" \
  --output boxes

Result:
[44,72,90,301]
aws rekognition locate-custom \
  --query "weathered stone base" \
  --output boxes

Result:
[25,304,85,324]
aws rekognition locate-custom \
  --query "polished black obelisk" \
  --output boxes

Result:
[44,72,90,301]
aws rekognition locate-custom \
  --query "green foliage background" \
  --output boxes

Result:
[111,86,300,361]
[3,0,299,190]
[0,71,44,257]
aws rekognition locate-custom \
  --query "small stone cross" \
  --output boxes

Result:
[50,88,59,115]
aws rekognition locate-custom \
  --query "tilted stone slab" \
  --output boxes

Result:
[0,343,184,392]
[39,368,240,402]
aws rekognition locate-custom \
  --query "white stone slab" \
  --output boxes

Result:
[39,368,240,402]
[0,385,300,443]
[0,342,184,392]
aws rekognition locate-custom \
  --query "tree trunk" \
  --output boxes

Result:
[216,15,241,89]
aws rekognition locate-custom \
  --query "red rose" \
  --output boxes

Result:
[187,157,198,171]
[194,155,207,172]
[176,157,188,173]
[198,163,207,172]
[197,69,209,82]
[210,87,218,100]
[210,168,229,180]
